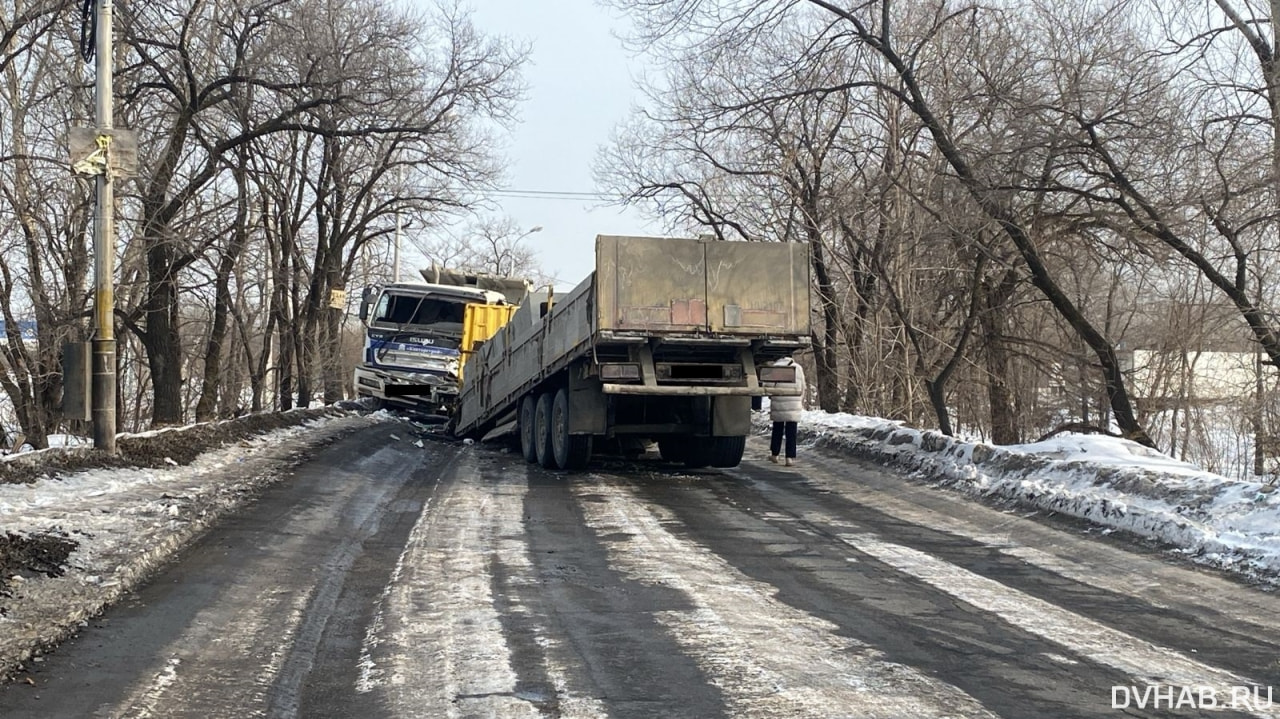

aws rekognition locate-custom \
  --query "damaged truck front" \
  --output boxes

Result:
[354,270,529,416]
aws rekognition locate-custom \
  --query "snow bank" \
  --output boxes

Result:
[1,401,377,486]
[0,408,386,678]
[765,411,1280,583]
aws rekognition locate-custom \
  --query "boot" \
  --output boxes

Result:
[784,457,794,467]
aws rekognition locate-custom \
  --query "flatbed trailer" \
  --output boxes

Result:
[453,235,810,469]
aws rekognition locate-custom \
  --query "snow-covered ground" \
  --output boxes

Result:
[0,411,388,676]
[779,410,1280,585]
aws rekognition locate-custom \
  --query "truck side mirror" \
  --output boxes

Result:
[358,287,377,322]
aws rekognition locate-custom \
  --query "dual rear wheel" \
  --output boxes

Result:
[520,387,591,471]
[518,395,539,463]
[658,435,745,469]
[518,390,746,470]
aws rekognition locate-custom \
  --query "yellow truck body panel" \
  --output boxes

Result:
[459,303,519,382]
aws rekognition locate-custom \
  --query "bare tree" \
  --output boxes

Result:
[0,0,94,448]
[421,215,548,282]
[105,0,523,422]
[606,0,1159,445]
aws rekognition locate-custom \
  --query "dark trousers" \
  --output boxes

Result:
[770,421,797,458]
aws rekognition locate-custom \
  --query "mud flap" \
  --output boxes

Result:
[568,370,607,434]
[712,395,751,436]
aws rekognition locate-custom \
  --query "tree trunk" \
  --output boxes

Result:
[194,266,233,422]
[296,298,320,409]
[839,251,876,413]
[278,327,295,412]
[269,210,295,412]
[925,380,952,437]
[142,245,185,426]
[981,322,1018,444]
[132,113,195,427]
[979,270,1020,444]
[806,223,842,413]
[195,160,251,421]
[322,305,346,403]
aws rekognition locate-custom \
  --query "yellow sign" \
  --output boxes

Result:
[329,288,347,309]
[68,127,139,177]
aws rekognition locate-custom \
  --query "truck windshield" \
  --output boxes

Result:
[374,293,467,329]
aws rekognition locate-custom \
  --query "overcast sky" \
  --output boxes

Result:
[410,0,663,289]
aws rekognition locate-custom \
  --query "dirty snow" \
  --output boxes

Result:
[0,411,387,675]
[779,410,1280,584]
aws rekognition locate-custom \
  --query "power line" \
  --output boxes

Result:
[493,188,607,197]
[486,188,613,201]
[78,0,96,62]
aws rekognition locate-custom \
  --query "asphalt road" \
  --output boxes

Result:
[2,421,1278,718]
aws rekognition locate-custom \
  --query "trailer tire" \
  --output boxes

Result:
[535,392,557,469]
[519,395,538,463]
[683,439,713,469]
[709,435,746,467]
[657,438,688,463]
[552,388,592,470]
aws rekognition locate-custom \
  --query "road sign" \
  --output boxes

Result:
[330,288,348,310]
[68,127,138,177]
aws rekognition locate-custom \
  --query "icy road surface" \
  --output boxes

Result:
[2,420,1278,718]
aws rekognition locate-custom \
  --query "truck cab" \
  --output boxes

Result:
[354,282,504,415]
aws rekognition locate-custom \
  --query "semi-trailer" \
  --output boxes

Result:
[452,235,811,469]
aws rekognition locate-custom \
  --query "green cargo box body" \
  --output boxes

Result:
[453,235,811,438]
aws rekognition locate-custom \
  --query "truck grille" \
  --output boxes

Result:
[375,349,457,374]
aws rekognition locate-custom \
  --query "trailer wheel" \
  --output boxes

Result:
[518,396,538,463]
[657,438,688,463]
[709,436,746,468]
[552,388,592,470]
[683,439,713,469]
[534,392,557,469]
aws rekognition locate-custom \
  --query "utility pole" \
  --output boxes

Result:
[92,0,117,453]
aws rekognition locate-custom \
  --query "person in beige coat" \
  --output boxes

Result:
[766,356,805,466]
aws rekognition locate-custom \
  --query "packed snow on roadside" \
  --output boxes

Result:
[0,410,391,675]
[784,410,1280,584]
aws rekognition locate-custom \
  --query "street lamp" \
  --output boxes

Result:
[489,225,542,276]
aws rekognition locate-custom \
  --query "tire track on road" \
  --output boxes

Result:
[621,462,1265,718]
[575,474,1001,719]
[847,533,1275,718]
[496,463,728,719]
[360,447,613,718]
[357,448,540,718]
[722,448,1280,688]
